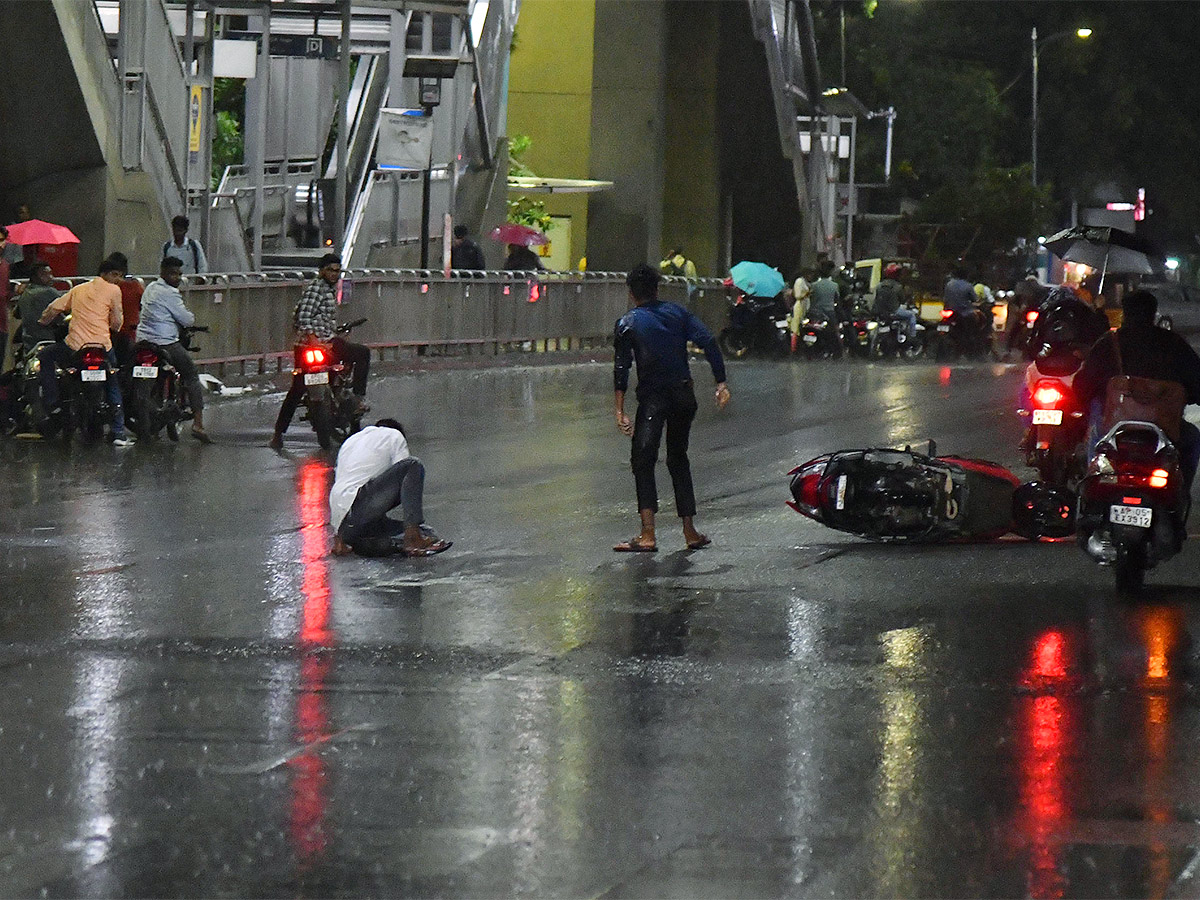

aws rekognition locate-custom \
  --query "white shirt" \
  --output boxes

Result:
[329,426,410,530]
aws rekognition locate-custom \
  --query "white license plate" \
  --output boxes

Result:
[775,319,789,328]
[1032,409,1063,426]
[835,475,847,510]
[802,334,818,344]
[303,371,329,386]
[80,369,106,382]
[132,365,159,379]
[1110,504,1152,528]
[937,324,951,333]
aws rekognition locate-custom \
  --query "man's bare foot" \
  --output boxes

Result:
[331,536,353,556]
[685,533,711,550]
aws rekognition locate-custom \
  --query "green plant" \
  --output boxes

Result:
[507,196,553,233]
[508,134,535,177]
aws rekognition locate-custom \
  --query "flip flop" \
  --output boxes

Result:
[614,539,657,553]
[403,539,452,557]
[191,428,214,444]
[686,536,712,551]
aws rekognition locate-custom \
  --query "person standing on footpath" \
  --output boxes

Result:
[162,215,208,275]
[450,225,486,271]
[613,263,730,553]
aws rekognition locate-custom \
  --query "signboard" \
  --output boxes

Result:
[377,109,433,170]
[188,85,203,153]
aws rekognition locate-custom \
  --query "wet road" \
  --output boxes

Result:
[3,355,1200,898]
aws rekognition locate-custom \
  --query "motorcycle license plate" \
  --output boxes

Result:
[304,371,330,386]
[132,365,159,379]
[1110,504,1152,528]
[80,369,106,382]
[1032,409,1063,426]
[802,334,818,344]
[775,319,789,328]
[937,324,951,333]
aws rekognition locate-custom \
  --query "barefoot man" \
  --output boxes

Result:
[613,264,730,553]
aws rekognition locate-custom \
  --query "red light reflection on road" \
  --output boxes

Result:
[1016,628,1079,899]
[939,366,952,386]
[289,460,335,872]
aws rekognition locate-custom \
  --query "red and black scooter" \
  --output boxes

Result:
[787,442,1074,542]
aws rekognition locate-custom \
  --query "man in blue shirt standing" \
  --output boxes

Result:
[613,264,730,552]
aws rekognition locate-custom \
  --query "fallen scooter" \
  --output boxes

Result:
[787,442,1075,542]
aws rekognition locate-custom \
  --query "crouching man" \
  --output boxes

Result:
[329,418,452,557]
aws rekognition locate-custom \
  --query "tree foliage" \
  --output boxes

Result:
[815,0,1200,256]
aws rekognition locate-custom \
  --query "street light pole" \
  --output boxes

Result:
[1031,25,1039,188]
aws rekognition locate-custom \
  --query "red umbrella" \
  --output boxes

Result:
[7,219,80,245]
[488,223,548,247]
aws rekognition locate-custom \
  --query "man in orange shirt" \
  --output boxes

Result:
[37,254,132,444]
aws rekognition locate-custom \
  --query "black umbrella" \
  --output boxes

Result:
[1043,226,1163,289]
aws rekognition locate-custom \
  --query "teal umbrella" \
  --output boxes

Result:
[730,261,785,298]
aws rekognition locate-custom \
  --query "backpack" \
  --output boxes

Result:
[163,238,200,272]
[1101,333,1186,441]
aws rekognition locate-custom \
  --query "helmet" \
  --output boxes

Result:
[884,263,901,279]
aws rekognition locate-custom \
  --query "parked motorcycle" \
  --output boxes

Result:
[932,306,992,361]
[872,310,926,360]
[128,326,209,441]
[787,442,1074,542]
[840,304,878,359]
[1076,421,1187,592]
[295,318,368,450]
[718,293,789,359]
[796,315,843,360]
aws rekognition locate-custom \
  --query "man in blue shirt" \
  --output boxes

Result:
[613,264,730,552]
[137,256,211,442]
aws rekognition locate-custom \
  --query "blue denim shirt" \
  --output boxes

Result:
[136,278,195,345]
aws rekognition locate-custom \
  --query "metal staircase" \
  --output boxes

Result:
[746,0,834,263]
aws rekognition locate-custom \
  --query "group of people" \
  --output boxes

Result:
[1,214,212,443]
[448,226,545,272]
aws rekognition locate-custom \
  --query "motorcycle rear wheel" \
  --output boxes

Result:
[719,329,752,360]
[1114,550,1146,594]
[133,380,164,441]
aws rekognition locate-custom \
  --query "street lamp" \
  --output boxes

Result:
[1031,26,1092,187]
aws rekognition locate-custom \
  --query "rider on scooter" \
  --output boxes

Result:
[136,256,211,442]
[872,264,917,342]
[269,252,370,450]
[1073,290,1200,492]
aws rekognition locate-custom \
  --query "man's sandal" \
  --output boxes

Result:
[614,538,657,552]
[403,540,452,557]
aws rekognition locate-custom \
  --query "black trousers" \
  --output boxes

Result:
[274,337,369,434]
[631,381,699,517]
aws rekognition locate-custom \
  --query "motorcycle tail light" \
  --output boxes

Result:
[303,347,327,367]
[787,456,832,520]
[135,348,158,366]
[940,309,954,320]
[1149,468,1170,488]
[80,349,106,368]
[1025,310,1039,324]
[1033,380,1065,408]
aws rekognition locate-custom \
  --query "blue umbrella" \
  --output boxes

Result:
[730,261,786,298]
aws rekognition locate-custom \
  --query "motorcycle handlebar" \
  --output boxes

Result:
[338,318,368,333]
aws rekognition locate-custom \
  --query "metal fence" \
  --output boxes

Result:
[171,270,729,377]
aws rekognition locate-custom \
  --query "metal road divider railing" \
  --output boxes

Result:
[162,270,731,377]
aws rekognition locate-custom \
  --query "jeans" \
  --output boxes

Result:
[337,457,425,547]
[631,380,699,517]
[155,341,204,414]
[892,307,918,341]
[38,343,126,435]
[274,337,369,434]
